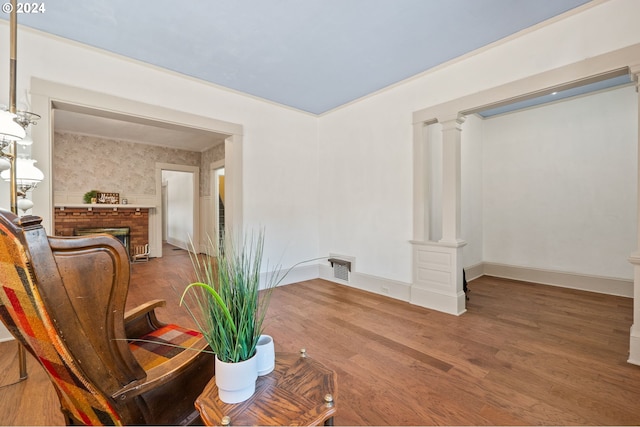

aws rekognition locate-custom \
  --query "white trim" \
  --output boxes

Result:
[211,160,225,170]
[265,263,322,289]
[54,191,156,207]
[318,264,412,302]
[200,195,213,254]
[413,44,640,124]
[463,263,484,282]
[479,262,633,298]
[208,160,225,255]
[223,134,243,237]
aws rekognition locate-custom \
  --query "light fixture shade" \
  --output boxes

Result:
[17,131,33,146]
[0,110,26,141]
[17,197,34,212]
[1,157,44,185]
[0,157,10,172]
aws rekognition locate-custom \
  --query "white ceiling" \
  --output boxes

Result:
[53,109,227,152]
[4,0,598,147]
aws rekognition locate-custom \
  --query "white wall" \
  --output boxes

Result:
[318,107,414,283]
[483,86,638,280]
[163,170,194,250]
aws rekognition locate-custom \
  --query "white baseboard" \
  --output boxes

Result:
[464,263,484,282]
[266,263,321,288]
[318,264,411,301]
[480,262,633,298]
[166,237,189,251]
[410,286,466,316]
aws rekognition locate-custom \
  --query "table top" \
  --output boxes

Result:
[196,351,337,426]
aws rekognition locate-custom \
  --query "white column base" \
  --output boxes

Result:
[410,286,466,315]
[411,240,467,315]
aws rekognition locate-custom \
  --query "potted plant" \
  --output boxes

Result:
[83,189,98,204]
[180,231,280,404]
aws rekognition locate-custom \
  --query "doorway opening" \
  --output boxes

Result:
[211,164,225,254]
[157,163,200,257]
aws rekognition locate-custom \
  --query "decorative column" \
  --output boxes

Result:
[412,120,430,242]
[410,114,467,315]
[439,115,466,245]
[629,65,640,366]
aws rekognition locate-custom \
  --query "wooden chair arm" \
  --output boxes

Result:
[124,300,167,338]
[112,336,211,401]
[124,299,166,323]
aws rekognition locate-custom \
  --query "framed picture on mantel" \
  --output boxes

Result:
[97,192,120,204]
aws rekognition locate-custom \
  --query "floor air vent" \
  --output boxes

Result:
[328,257,351,282]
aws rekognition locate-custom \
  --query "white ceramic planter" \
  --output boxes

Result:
[256,335,275,376]
[215,354,258,403]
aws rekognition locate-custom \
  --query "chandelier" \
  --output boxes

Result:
[0,0,43,215]
[0,0,42,381]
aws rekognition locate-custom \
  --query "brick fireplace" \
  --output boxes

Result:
[54,207,150,258]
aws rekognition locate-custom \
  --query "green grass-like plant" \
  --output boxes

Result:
[180,231,281,363]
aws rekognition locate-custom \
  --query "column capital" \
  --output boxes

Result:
[438,114,466,130]
[630,64,640,91]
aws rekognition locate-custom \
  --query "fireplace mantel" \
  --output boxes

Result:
[55,203,156,210]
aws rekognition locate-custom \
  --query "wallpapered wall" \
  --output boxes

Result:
[54,131,224,198]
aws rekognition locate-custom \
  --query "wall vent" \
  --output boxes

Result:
[328,257,351,282]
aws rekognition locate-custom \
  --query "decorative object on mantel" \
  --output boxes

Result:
[83,189,98,204]
[97,192,120,204]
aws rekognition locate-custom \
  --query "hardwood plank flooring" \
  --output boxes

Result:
[1,245,639,425]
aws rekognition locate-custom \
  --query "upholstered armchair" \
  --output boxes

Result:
[0,209,213,425]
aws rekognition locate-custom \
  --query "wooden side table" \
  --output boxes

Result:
[196,350,337,426]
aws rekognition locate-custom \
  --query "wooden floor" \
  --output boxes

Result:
[1,244,639,425]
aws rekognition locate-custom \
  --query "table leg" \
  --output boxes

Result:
[18,343,28,380]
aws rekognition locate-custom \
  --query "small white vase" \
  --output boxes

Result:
[256,335,275,376]
[215,354,258,404]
